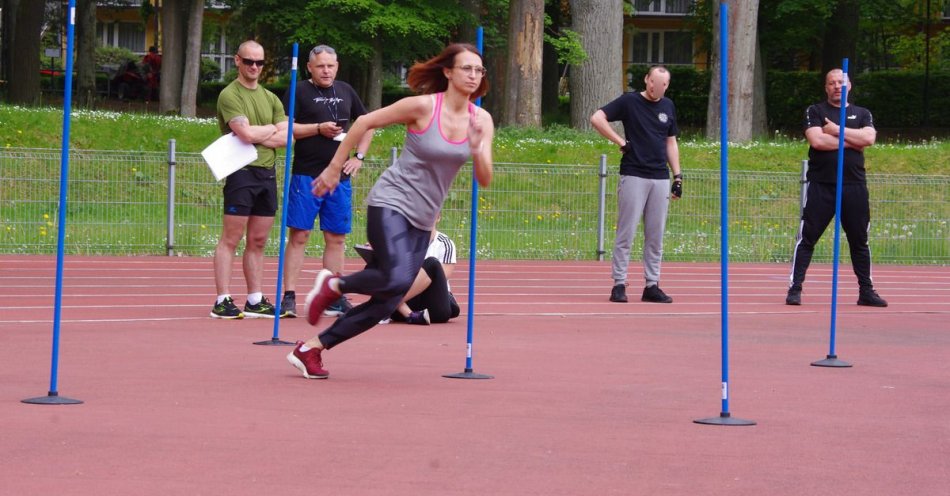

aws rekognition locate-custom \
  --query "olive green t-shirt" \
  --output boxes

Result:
[216,80,287,167]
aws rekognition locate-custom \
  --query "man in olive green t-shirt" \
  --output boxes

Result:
[210,40,289,320]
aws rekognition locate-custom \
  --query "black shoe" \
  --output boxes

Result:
[610,284,628,303]
[406,309,431,325]
[280,293,297,318]
[642,285,673,303]
[857,288,888,307]
[210,296,244,319]
[245,296,286,319]
[786,286,802,306]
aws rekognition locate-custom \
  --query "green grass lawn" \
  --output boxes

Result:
[3,104,948,172]
[1,104,947,263]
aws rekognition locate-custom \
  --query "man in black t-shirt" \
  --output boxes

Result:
[590,65,683,304]
[786,68,887,307]
[280,45,375,317]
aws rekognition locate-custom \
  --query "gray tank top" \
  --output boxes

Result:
[367,92,474,230]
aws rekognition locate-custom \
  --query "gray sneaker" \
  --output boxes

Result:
[323,295,353,317]
[280,293,297,318]
[786,286,802,306]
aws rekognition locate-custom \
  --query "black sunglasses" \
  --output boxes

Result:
[240,57,265,67]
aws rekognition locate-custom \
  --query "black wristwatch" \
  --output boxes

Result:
[354,152,365,161]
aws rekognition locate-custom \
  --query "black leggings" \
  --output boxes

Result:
[318,206,430,349]
[789,181,874,289]
[403,257,461,324]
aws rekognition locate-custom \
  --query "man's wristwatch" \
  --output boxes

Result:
[354,152,365,161]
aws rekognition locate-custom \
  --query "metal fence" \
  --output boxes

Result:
[1,147,947,264]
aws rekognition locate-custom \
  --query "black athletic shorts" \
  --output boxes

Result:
[222,166,278,216]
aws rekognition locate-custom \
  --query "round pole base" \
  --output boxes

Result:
[694,412,756,426]
[253,338,295,346]
[811,354,852,367]
[22,392,83,405]
[443,369,493,380]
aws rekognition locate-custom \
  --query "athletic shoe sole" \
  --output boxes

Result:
[209,312,244,319]
[286,352,329,379]
[243,312,276,319]
[305,269,339,326]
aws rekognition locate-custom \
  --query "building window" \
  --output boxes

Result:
[97,22,145,53]
[630,31,693,65]
[633,0,692,15]
[117,22,145,53]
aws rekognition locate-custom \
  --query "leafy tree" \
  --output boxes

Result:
[231,0,472,110]
[541,0,584,123]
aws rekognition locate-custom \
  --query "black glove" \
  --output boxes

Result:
[671,174,683,199]
[620,141,632,154]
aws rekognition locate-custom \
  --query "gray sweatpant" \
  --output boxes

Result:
[611,175,670,287]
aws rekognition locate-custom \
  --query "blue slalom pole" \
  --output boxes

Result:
[23,0,82,405]
[812,59,852,368]
[255,42,298,346]
[695,2,753,425]
[445,26,492,380]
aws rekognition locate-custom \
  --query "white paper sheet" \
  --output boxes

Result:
[201,133,258,181]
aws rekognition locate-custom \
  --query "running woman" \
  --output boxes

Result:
[287,43,494,379]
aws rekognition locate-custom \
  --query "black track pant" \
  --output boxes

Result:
[403,257,461,323]
[789,181,874,289]
[318,206,430,349]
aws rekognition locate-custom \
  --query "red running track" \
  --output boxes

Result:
[2,255,949,495]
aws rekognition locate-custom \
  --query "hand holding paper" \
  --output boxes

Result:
[201,133,258,181]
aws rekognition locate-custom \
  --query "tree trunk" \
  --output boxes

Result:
[821,0,859,73]
[458,0,480,45]
[541,0,565,120]
[179,0,204,117]
[751,37,767,138]
[159,0,185,114]
[8,0,43,105]
[75,0,97,108]
[0,0,21,84]
[482,44,507,121]
[503,0,544,127]
[568,0,621,131]
[366,36,383,111]
[705,0,765,142]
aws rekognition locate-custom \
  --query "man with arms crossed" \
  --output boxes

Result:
[280,45,373,317]
[210,40,289,319]
[786,68,887,307]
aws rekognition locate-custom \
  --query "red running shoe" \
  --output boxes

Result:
[286,341,329,379]
[304,269,341,326]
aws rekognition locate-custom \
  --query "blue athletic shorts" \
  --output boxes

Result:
[285,174,352,234]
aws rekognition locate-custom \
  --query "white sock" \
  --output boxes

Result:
[247,292,262,305]
[216,294,230,304]
[299,345,311,353]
